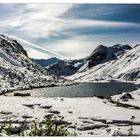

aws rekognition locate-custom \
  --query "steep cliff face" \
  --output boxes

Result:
[0,35,28,57]
[88,45,107,68]
[87,44,132,69]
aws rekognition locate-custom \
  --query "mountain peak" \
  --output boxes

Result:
[112,44,132,50]
[0,34,28,57]
[88,45,107,68]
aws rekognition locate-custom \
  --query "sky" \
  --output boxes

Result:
[0,4,140,59]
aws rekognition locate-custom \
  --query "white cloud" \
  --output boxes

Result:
[1,4,140,59]
[2,4,73,39]
[41,36,98,59]
[7,34,70,59]
[1,3,139,39]
[40,34,140,59]
[27,48,52,59]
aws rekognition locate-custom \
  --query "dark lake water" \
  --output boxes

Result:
[32,82,140,98]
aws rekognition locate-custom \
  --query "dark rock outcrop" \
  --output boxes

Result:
[88,45,107,68]
[0,34,28,57]
[46,59,85,77]
[120,92,134,101]
[87,44,132,69]
[14,92,31,97]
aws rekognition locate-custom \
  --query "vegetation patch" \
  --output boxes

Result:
[0,115,71,136]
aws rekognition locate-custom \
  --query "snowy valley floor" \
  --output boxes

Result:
[0,88,140,136]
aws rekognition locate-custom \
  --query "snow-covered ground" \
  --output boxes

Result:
[0,88,140,136]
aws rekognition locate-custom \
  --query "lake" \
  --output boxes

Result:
[33,82,140,98]
[31,81,140,98]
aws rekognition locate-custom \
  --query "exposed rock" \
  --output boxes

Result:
[22,104,34,108]
[111,44,132,55]
[87,44,131,69]
[118,69,140,81]
[88,45,107,68]
[22,115,33,119]
[0,35,28,57]
[49,110,60,114]
[0,111,12,115]
[39,105,52,109]
[78,117,89,120]
[82,120,95,124]
[44,57,86,77]
[46,60,78,76]
[34,103,41,106]
[90,118,107,123]
[68,111,73,114]
[96,95,105,99]
[120,92,134,101]
[14,92,31,97]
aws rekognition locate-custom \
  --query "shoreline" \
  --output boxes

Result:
[0,86,140,136]
[0,79,140,136]
[0,81,76,96]
[2,79,139,96]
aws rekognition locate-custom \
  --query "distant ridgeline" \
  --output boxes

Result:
[33,43,140,82]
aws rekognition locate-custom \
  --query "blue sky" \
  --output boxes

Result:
[0,4,140,59]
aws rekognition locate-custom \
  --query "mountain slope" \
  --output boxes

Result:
[46,58,86,77]
[68,44,140,82]
[0,34,70,94]
[32,57,60,67]
[44,44,132,78]
[87,44,132,69]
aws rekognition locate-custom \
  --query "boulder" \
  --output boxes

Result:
[49,110,60,114]
[22,104,34,108]
[39,105,52,109]
[120,92,134,101]
[97,95,105,99]
[14,92,31,97]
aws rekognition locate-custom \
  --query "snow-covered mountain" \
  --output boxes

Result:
[0,34,70,94]
[44,44,132,78]
[32,57,60,67]
[68,44,140,82]
[22,40,140,82]
[87,44,132,69]
[46,58,86,77]
[32,56,86,77]
[37,43,140,82]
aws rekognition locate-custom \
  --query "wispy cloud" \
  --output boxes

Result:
[0,4,140,59]
[8,34,70,59]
